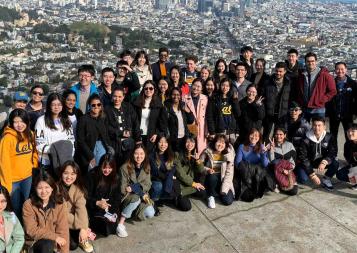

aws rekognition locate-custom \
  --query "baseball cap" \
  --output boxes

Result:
[13,91,29,102]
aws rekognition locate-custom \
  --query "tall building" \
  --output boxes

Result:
[239,0,245,17]
[198,0,213,13]
[155,0,171,9]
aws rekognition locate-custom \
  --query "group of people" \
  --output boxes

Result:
[0,46,356,253]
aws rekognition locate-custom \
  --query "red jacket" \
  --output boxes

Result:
[296,67,336,109]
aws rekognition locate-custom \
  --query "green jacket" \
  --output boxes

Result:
[120,163,152,221]
[0,211,24,253]
[175,153,205,196]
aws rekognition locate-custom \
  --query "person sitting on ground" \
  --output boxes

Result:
[117,145,155,238]
[175,136,206,211]
[0,185,24,252]
[336,124,357,189]
[57,161,93,252]
[267,128,298,196]
[86,154,121,237]
[234,128,274,202]
[22,171,69,253]
[200,134,235,209]
[297,116,339,190]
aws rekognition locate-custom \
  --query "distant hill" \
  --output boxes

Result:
[0,6,20,22]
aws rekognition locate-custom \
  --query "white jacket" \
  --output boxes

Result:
[35,115,75,165]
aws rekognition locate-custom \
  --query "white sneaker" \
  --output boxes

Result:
[207,196,216,209]
[116,224,128,238]
[321,177,334,191]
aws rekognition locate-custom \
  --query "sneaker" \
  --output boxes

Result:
[207,196,216,209]
[351,184,357,190]
[116,224,128,238]
[321,177,334,191]
[274,186,280,193]
[79,241,94,253]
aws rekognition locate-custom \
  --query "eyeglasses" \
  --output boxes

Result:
[0,200,7,204]
[159,54,168,57]
[290,108,301,112]
[79,74,92,78]
[91,103,102,108]
[32,91,44,96]
[144,87,154,91]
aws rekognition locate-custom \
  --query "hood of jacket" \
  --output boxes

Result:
[306,129,326,143]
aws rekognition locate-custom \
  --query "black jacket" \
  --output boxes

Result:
[132,96,168,138]
[238,97,265,137]
[86,167,121,216]
[151,61,174,85]
[280,116,310,148]
[298,131,337,175]
[117,72,141,102]
[104,103,141,153]
[262,75,291,119]
[344,140,357,167]
[98,82,121,108]
[164,100,194,140]
[206,94,241,134]
[74,113,110,168]
[326,76,357,120]
[249,72,270,96]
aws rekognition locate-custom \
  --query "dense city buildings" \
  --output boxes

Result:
[0,0,356,103]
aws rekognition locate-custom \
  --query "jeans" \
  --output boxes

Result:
[121,199,155,219]
[296,160,339,182]
[11,176,32,218]
[121,199,141,219]
[150,181,163,201]
[336,166,350,182]
[329,117,351,142]
[205,173,234,206]
[93,141,106,166]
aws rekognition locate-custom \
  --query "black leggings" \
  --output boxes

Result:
[175,195,192,211]
[32,239,54,253]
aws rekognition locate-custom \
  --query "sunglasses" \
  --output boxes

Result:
[91,103,102,108]
[290,108,301,112]
[144,87,154,91]
[32,91,44,96]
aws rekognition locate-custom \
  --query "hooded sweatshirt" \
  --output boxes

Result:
[0,127,38,192]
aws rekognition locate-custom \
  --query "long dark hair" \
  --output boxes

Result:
[168,65,185,89]
[213,58,228,76]
[94,154,119,192]
[158,77,171,98]
[133,50,152,73]
[126,144,150,175]
[155,135,175,169]
[0,185,13,212]
[8,109,34,144]
[45,93,72,130]
[244,128,263,153]
[138,80,158,108]
[57,160,87,201]
[31,171,63,208]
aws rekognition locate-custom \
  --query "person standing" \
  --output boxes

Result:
[151,47,174,85]
[326,62,357,141]
[295,52,336,122]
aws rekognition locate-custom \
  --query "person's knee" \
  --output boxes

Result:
[336,167,349,182]
[151,181,163,193]
[33,239,54,252]
[177,196,192,211]
[144,206,155,219]
[221,191,234,206]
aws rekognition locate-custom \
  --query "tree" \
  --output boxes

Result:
[3,95,12,107]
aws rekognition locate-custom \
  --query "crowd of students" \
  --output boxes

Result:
[0,46,356,253]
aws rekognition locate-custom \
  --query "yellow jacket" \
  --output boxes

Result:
[0,127,38,193]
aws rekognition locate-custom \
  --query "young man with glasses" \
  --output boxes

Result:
[26,85,46,130]
[70,64,98,113]
[151,47,174,85]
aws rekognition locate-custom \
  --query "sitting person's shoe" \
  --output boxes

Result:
[116,224,128,238]
[154,204,161,216]
[79,241,94,253]
[351,184,357,190]
[321,177,334,191]
[70,236,78,250]
[207,196,216,209]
